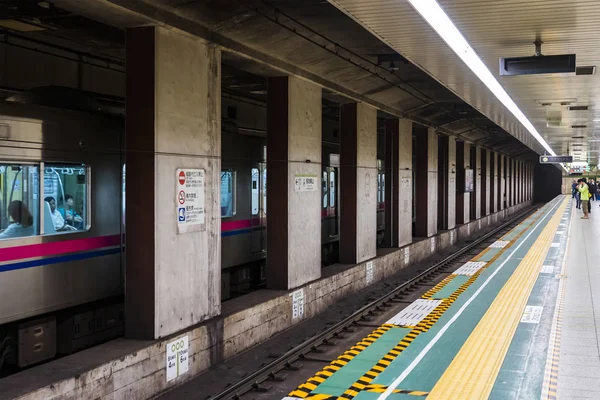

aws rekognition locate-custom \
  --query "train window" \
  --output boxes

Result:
[221,170,236,218]
[0,164,40,239]
[329,170,336,208]
[251,168,259,215]
[322,171,328,208]
[43,164,88,233]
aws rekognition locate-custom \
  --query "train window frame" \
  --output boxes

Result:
[221,169,237,219]
[41,162,91,236]
[0,161,40,241]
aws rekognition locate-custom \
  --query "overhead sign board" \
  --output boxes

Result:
[539,155,573,164]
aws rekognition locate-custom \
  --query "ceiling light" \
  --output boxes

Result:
[407,0,563,169]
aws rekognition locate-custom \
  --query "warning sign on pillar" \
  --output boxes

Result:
[176,168,205,234]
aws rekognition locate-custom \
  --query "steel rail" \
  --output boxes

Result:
[209,204,539,400]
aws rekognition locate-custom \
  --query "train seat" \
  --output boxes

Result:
[44,201,56,234]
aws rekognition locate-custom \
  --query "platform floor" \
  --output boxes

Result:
[284,195,597,400]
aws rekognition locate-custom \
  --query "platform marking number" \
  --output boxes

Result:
[430,238,435,253]
[166,335,189,382]
[366,261,374,284]
[291,289,304,320]
[541,265,554,274]
[404,247,410,265]
[450,231,455,245]
[521,305,543,324]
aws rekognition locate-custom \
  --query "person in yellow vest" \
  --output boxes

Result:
[577,178,590,219]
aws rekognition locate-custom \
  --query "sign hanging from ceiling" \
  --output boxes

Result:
[539,155,573,164]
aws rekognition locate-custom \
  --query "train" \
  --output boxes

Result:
[0,87,389,374]
[0,89,124,375]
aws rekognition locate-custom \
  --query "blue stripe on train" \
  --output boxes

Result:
[0,248,122,273]
[221,228,252,237]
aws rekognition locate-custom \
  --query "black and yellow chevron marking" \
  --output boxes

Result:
[287,325,394,398]
[363,383,428,396]
[289,208,547,400]
[422,274,456,300]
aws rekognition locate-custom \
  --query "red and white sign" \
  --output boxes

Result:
[178,190,186,204]
[178,171,186,185]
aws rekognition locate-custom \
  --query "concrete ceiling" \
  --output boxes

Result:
[329,0,600,165]
[0,0,543,160]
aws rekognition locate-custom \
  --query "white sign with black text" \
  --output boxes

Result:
[366,261,374,284]
[291,289,305,319]
[294,175,317,192]
[166,335,189,382]
[176,169,205,233]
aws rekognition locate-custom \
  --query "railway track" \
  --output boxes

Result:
[208,204,540,400]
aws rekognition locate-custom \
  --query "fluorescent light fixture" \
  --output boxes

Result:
[406,0,565,170]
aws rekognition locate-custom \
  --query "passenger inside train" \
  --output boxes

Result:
[0,200,34,239]
[44,196,77,232]
[59,194,83,229]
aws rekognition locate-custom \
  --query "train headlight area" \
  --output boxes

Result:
[0,0,592,399]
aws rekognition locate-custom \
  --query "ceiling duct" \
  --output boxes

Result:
[5,86,124,116]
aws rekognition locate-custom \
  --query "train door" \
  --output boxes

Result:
[250,162,266,254]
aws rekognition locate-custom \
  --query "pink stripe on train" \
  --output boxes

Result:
[0,235,121,263]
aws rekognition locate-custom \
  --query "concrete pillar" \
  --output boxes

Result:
[384,121,395,248]
[386,119,413,248]
[415,127,438,237]
[455,141,470,224]
[490,152,496,213]
[510,159,515,206]
[437,135,454,230]
[475,146,482,219]
[499,155,506,210]
[516,161,520,203]
[448,136,456,229]
[480,149,488,216]
[340,102,377,264]
[529,164,533,200]
[267,76,322,290]
[125,26,221,339]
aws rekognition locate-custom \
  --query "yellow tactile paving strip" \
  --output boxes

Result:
[428,197,568,399]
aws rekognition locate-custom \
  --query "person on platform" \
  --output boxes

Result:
[0,200,34,239]
[577,178,590,219]
[572,180,578,199]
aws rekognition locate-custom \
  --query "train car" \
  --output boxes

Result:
[0,89,124,374]
[220,119,267,299]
